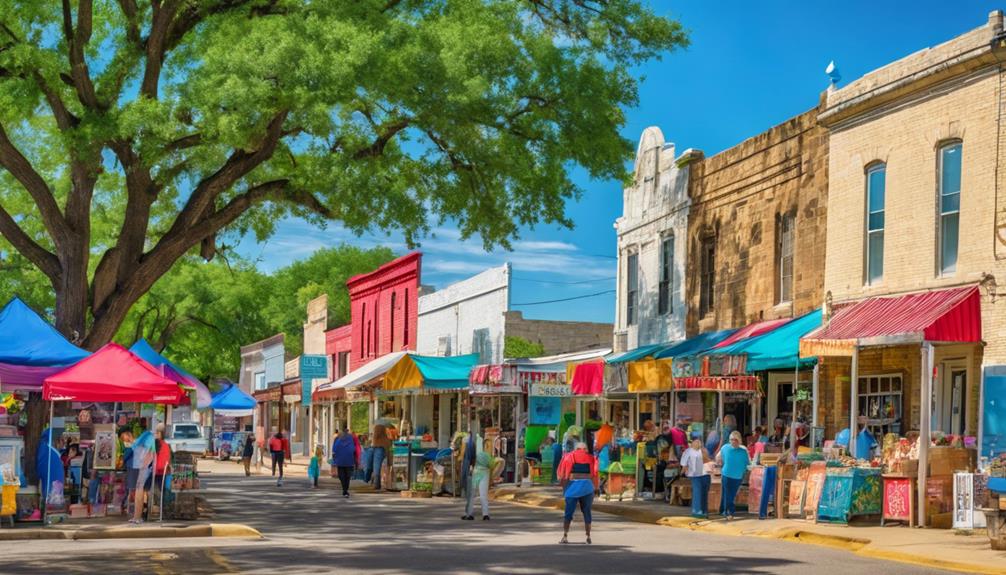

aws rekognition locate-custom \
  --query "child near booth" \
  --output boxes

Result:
[308,445,322,488]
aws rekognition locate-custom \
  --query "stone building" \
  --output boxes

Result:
[684,105,829,337]
[613,127,697,352]
[503,311,612,356]
[809,11,1006,440]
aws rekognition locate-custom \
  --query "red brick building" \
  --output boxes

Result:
[347,252,421,371]
[325,324,353,380]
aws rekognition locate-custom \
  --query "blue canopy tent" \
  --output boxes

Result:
[210,383,256,417]
[703,309,823,372]
[605,343,669,365]
[653,329,736,360]
[0,297,89,390]
[130,339,212,409]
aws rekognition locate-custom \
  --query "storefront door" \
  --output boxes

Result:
[937,361,967,435]
[767,373,812,428]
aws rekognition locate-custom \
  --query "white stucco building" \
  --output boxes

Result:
[417,263,511,364]
[613,127,697,352]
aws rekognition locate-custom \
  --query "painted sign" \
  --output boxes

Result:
[92,424,117,471]
[529,383,571,397]
[300,355,329,407]
[803,461,827,518]
[788,480,806,517]
[882,477,912,523]
[953,472,975,530]
[529,396,562,425]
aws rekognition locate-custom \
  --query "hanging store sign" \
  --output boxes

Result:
[529,383,571,397]
[674,376,759,393]
[299,355,329,408]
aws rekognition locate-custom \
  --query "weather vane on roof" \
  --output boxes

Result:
[825,61,841,86]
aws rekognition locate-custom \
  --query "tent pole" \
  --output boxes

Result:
[42,399,54,526]
[919,342,934,528]
[849,346,859,457]
[812,363,820,428]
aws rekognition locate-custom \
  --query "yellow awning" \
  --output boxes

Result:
[382,355,424,391]
[627,358,674,393]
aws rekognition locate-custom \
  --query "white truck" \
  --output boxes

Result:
[166,423,209,454]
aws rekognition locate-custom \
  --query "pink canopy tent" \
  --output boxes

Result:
[43,343,184,404]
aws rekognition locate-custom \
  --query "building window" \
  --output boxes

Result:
[866,163,885,285]
[437,335,452,357]
[938,142,962,275]
[658,236,673,315]
[337,352,349,378]
[366,320,372,357]
[857,374,903,438]
[626,252,639,326]
[360,303,367,358]
[404,288,410,347]
[254,372,266,391]
[390,292,397,351]
[472,328,491,363]
[699,236,716,317]
[373,301,379,356]
[777,214,794,304]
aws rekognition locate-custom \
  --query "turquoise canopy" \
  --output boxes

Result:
[412,353,480,390]
[706,309,822,372]
[652,329,736,359]
[605,343,670,365]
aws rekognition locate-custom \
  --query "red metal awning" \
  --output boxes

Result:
[800,285,981,357]
[712,318,792,349]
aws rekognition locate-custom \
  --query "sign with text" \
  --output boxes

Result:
[529,383,571,397]
[882,477,912,523]
[300,355,329,407]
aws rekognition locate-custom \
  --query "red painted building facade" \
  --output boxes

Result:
[325,324,353,380]
[346,252,421,372]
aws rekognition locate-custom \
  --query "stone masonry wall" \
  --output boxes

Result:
[503,311,612,356]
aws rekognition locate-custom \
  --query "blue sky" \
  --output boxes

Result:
[238,1,1002,324]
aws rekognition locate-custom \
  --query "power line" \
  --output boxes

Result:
[512,275,615,285]
[511,289,616,306]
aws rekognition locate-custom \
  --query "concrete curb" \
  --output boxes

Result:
[0,523,262,541]
[493,489,1005,575]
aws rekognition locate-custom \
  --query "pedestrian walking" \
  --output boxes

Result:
[680,436,711,518]
[332,430,361,498]
[715,430,750,520]
[308,445,323,488]
[269,431,287,487]
[463,449,496,521]
[241,435,255,477]
[365,422,391,490]
[557,442,598,544]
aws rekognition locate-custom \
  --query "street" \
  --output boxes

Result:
[0,466,955,575]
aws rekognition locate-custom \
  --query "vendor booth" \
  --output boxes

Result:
[41,343,186,524]
[210,384,257,459]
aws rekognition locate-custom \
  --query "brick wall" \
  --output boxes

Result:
[684,103,829,335]
[503,311,612,356]
[347,252,421,371]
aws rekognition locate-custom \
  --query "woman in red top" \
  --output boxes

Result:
[556,442,599,544]
[269,431,287,486]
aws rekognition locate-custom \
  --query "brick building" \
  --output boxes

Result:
[347,252,421,371]
[503,311,612,356]
[325,324,353,381]
[684,104,829,337]
[810,11,1006,440]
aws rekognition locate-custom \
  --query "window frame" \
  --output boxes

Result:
[625,251,639,326]
[777,213,795,304]
[699,235,716,317]
[658,235,673,316]
[937,141,962,276]
[865,163,886,286]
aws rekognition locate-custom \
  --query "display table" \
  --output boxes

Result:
[816,466,882,524]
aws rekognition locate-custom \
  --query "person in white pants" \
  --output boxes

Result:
[465,450,493,520]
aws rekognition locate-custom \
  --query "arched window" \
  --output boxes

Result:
[865,163,886,285]
[360,303,366,358]
[777,213,794,304]
[938,142,962,275]
[390,292,397,351]
[658,235,673,315]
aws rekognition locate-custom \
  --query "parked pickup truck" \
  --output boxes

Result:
[165,423,208,454]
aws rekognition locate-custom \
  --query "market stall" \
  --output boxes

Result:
[42,343,185,524]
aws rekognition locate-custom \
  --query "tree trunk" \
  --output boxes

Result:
[54,246,89,347]
[22,394,47,485]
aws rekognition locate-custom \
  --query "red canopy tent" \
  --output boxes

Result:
[43,343,184,404]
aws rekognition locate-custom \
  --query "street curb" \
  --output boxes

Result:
[0,523,262,541]
[493,489,1004,575]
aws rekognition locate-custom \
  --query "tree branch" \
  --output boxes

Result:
[62,0,101,109]
[0,122,68,247]
[351,119,410,160]
[0,202,61,282]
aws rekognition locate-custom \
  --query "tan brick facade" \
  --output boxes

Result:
[817,11,1006,437]
[684,103,829,335]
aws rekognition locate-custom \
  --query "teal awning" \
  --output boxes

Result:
[652,329,736,359]
[412,353,480,390]
[606,343,672,365]
[706,309,822,372]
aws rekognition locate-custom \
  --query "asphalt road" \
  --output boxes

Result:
[0,468,956,575]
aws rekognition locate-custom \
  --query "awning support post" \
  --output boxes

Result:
[919,342,934,528]
[849,345,859,457]
[812,363,820,428]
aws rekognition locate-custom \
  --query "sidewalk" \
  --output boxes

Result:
[492,485,1006,575]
